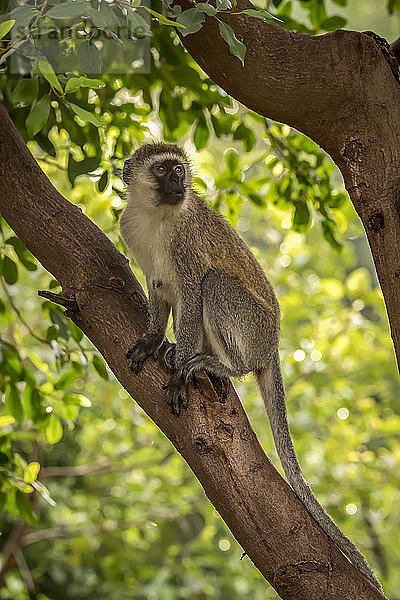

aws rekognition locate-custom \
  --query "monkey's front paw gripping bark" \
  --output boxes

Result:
[163,376,188,416]
[126,336,162,374]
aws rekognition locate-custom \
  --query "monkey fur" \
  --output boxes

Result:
[120,142,383,593]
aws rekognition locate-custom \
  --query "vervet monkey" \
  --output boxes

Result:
[120,142,382,592]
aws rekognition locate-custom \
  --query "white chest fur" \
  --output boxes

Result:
[120,200,179,304]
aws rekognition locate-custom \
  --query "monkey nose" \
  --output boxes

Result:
[170,172,179,184]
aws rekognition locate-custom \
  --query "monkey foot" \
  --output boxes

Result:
[126,335,163,374]
[163,376,188,416]
[162,342,176,371]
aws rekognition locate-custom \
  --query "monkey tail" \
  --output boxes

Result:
[256,352,384,595]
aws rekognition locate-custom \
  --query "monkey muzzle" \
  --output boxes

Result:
[159,172,185,205]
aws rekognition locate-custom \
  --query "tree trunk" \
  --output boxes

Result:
[176,1,400,369]
[0,103,386,599]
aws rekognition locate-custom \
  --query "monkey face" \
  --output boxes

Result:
[150,159,186,205]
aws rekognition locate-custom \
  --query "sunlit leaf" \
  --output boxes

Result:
[26,95,50,138]
[45,415,63,444]
[218,21,246,65]
[0,19,15,40]
[38,60,63,94]
[24,461,40,483]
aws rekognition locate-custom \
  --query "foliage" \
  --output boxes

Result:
[0,158,399,597]
[0,0,399,597]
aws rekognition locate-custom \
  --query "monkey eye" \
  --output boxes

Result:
[174,165,184,175]
[154,164,166,175]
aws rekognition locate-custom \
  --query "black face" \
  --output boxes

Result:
[151,159,185,205]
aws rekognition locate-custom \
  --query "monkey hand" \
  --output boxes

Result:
[126,333,164,374]
[162,374,188,416]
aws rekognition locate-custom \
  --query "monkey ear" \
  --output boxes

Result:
[122,158,133,184]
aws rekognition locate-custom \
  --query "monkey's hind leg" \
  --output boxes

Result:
[180,269,277,386]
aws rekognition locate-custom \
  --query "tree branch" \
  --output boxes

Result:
[0,521,28,588]
[176,3,400,370]
[0,103,386,599]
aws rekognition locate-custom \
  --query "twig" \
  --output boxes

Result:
[37,290,79,311]
[14,549,35,592]
[31,0,49,30]
[1,280,49,345]
[0,521,28,588]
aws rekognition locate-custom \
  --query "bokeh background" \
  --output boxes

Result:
[0,0,399,598]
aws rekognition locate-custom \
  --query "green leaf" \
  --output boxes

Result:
[292,201,310,230]
[38,60,63,94]
[5,7,38,31]
[233,123,256,151]
[225,149,239,172]
[0,415,15,427]
[241,8,281,21]
[22,386,42,421]
[70,103,103,127]
[69,320,83,342]
[46,325,59,342]
[68,153,101,183]
[54,371,77,391]
[93,354,108,380]
[241,9,265,20]
[26,95,50,138]
[97,170,108,193]
[45,415,63,444]
[13,78,39,108]
[77,394,92,407]
[193,115,210,150]
[0,19,15,40]
[218,21,246,65]
[50,308,69,340]
[141,6,185,27]
[195,3,217,16]
[86,4,120,29]
[77,40,103,74]
[216,0,232,8]
[6,385,23,423]
[387,0,395,13]
[6,236,37,271]
[248,193,266,207]
[320,16,346,31]
[24,461,40,483]
[65,76,105,94]
[126,9,152,38]
[47,0,90,20]
[96,2,121,29]
[2,255,18,284]
[176,8,204,36]
[322,220,342,251]
[16,490,36,525]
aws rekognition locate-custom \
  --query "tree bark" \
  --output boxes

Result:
[0,103,387,599]
[176,2,400,370]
